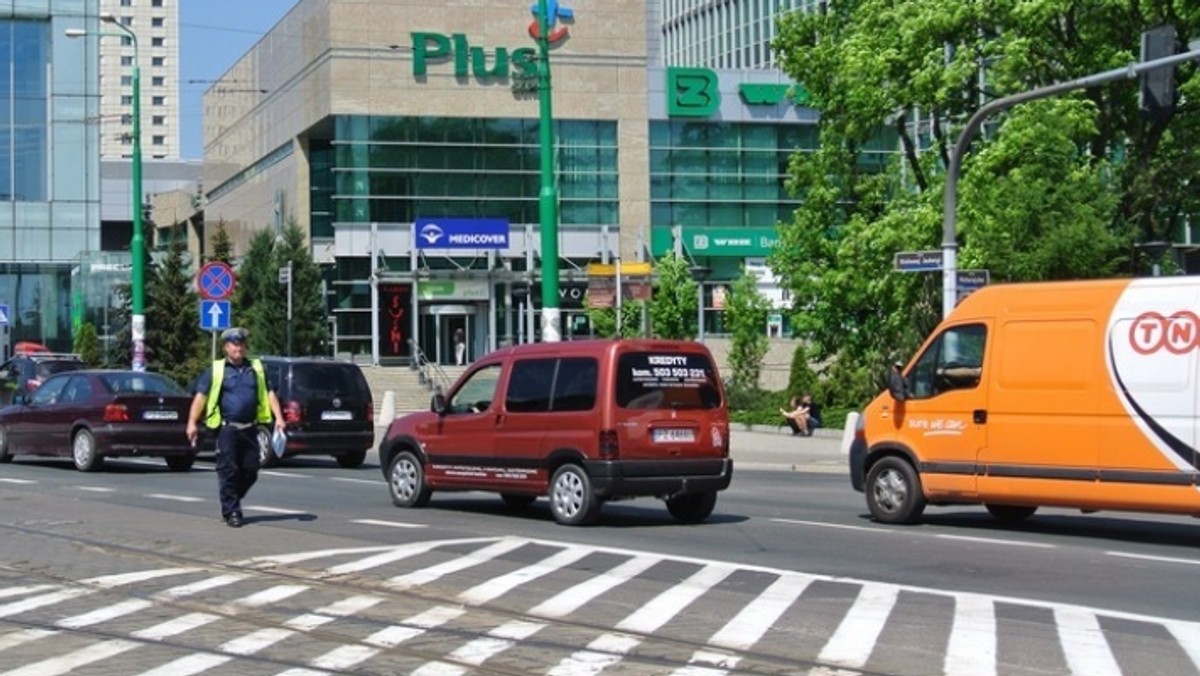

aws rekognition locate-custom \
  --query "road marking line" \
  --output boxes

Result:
[0,628,57,652]
[709,573,813,650]
[83,568,198,588]
[224,584,309,610]
[388,538,526,591]
[934,534,1054,548]
[773,518,1057,550]
[351,518,426,529]
[131,612,220,640]
[818,583,899,669]
[0,589,92,619]
[261,470,309,478]
[242,505,307,515]
[1106,550,1200,566]
[154,573,247,599]
[771,518,881,533]
[309,644,381,671]
[458,546,592,605]
[1,638,140,676]
[1166,621,1200,671]
[285,595,382,631]
[548,634,638,675]
[144,493,203,502]
[220,627,295,655]
[330,477,377,485]
[76,486,114,492]
[0,478,35,485]
[529,555,661,619]
[1055,606,1121,676]
[415,619,545,674]
[0,584,56,600]
[945,593,996,676]
[134,653,231,676]
[326,541,460,576]
[57,598,153,628]
[617,564,734,634]
[363,605,464,649]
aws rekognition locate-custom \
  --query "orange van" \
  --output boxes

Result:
[848,277,1200,524]
[379,339,732,525]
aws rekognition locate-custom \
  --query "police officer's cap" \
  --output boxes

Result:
[221,327,249,343]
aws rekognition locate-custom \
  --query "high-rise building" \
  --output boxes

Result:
[661,0,822,69]
[98,0,180,159]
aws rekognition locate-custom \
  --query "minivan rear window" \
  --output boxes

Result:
[616,352,721,410]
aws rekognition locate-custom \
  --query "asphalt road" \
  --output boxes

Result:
[0,434,1198,674]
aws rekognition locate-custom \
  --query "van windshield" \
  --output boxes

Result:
[615,352,721,410]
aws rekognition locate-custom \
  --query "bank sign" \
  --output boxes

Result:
[667,66,813,118]
[415,218,510,249]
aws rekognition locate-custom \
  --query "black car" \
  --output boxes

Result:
[0,370,197,471]
[260,357,374,468]
[0,351,86,408]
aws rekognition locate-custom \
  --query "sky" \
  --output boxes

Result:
[178,1,299,160]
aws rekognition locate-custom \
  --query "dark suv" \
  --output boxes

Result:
[0,352,86,408]
[260,357,374,468]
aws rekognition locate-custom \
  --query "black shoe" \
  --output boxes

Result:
[225,512,244,528]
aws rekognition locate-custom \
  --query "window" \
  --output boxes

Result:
[121,95,133,105]
[448,364,502,414]
[551,358,598,412]
[151,115,165,125]
[0,20,50,201]
[616,353,722,410]
[152,135,165,145]
[152,17,164,27]
[152,76,164,87]
[120,0,132,5]
[505,359,555,413]
[121,36,132,47]
[151,37,165,47]
[151,96,165,106]
[908,324,987,399]
[121,75,132,86]
[121,114,133,125]
[121,55,133,66]
[152,0,163,5]
[152,56,165,67]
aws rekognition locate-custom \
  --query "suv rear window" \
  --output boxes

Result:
[616,352,721,410]
[291,363,369,399]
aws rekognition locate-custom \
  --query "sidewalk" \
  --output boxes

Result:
[729,424,847,474]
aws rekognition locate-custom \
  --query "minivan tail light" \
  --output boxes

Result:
[599,429,619,459]
[284,400,302,424]
[103,403,129,422]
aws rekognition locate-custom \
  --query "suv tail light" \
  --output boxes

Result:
[284,400,302,424]
[103,404,129,422]
[599,429,619,460]
[367,401,374,424]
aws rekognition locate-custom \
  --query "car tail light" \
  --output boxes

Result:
[103,404,129,422]
[284,400,302,424]
[367,401,374,424]
[599,429,619,460]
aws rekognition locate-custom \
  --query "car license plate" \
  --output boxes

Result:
[652,428,694,443]
[321,410,352,421]
[143,410,178,421]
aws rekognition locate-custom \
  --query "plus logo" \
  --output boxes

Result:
[528,0,575,43]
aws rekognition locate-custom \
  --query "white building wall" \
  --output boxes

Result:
[98,0,180,159]
[660,0,823,69]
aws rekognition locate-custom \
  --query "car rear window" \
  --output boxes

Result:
[100,372,185,395]
[36,360,83,379]
[616,352,721,410]
[291,363,369,399]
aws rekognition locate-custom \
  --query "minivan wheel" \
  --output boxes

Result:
[72,429,104,472]
[666,491,717,523]
[986,504,1037,522]
[389,451,431,508]
[336,450,367,469]
[865,456,925,524]
[165,455,194,472]
[0,425,11,463]
[549,464,600,526]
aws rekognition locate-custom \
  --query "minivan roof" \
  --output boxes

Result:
[478,338,715,360]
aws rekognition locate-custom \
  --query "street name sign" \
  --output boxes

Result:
[894,250,944,271]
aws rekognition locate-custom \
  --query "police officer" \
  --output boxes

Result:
[186,327,285,528]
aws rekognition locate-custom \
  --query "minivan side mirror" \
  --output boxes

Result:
[431,393,447,415]
[887,366,909,401]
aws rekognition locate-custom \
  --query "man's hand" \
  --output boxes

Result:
[186,420,198,447]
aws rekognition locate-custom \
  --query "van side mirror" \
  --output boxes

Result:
[887,367,908,401]
[431,393,447,415]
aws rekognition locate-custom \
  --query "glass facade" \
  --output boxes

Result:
[0,20,48,202]
[331,116,618,227]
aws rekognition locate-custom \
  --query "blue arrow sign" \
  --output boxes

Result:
[0,304,8,326]
[200,300,231,331]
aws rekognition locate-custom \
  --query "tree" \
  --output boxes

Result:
[73,322,102,368]
[232,230,283,355]
[724,268,772,391]
[146,239,207,386]
[274,220,329,356]
[585,298,644,338]
[769,1,1199,406]
[648,253,698,339]
[208,218,234,264]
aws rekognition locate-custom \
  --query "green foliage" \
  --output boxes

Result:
[786,343,817,400]
[73,322,102,368]
[724,267,771,390]
[233,230,282,355]
[208,219,234,264]
[585,299,645,338]
[274,220,330,356]
[769,0,1200,406]
[145,239,207,386]
[648,253,698,339]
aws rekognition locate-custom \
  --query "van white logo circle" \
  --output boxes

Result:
[1129,310,1200,354]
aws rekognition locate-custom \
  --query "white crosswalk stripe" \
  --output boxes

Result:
[0,536,1195,676]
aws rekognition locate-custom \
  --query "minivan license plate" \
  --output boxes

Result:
[143,410,178,421]
[652,428,694,443]
[321,410,352,421]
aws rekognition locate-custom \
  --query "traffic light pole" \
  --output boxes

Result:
[536,0,561,342]
[941,47,1200,318]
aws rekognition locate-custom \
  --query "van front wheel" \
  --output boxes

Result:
[388,451,431,508]
[666,492,717,523]
[866,457,925,524]
[549,464,600,526]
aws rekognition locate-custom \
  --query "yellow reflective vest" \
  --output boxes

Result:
[203,358,271,428]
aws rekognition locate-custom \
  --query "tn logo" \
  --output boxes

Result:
[668,67,720,117]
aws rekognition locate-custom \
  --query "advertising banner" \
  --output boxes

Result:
[414,218,509,249]
[379,284,413,357]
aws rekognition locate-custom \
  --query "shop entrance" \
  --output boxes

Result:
[419,305,479,366]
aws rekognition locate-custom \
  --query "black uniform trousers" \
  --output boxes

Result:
[215,423,260,517]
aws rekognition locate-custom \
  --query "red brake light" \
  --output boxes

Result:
[599,429,619,459]
[367,401,374,424]
[284,400,302,424]
[103,404,129,422]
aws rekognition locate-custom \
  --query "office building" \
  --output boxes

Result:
[99,0,180,160]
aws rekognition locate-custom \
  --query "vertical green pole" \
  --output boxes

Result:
[536,0,561,342]
[130,50,145,370]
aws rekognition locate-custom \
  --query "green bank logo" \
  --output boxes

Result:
[739,83,812,105]
[667,67,720,117]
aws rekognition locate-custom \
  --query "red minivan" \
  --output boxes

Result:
[378,339,733,525]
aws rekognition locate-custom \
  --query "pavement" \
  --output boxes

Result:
[729,424,849,474]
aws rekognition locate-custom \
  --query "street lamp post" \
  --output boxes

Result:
[67,13,145,371]
[535,0,561,343]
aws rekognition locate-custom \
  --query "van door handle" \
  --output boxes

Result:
[973,409,987,424]
[494,414,506,426]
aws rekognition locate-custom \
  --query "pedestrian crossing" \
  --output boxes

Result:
[0,535,1197,675]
